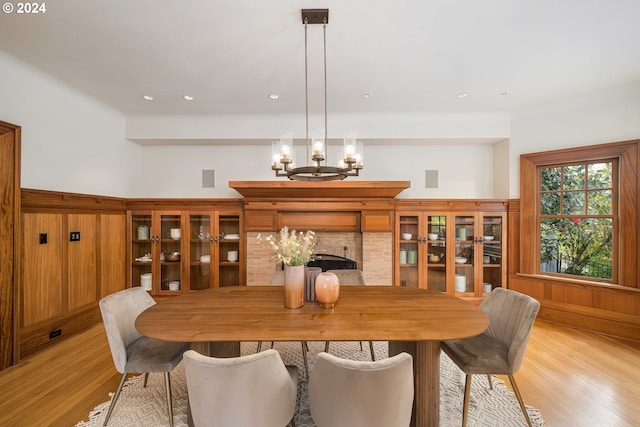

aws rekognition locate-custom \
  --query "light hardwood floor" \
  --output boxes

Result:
[1,320,639,426]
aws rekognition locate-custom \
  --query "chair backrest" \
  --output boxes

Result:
[99,287,156,373]
[479,287,540,372]
[326,269,366,286]
[309,351,414,427]
[184,348,297,427]
[269,270,284,285]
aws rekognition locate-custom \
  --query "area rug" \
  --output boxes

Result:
[77,341,545,427]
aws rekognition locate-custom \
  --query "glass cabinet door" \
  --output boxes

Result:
[454,214,475,294]
[131,213,152,291]
[425,214,447,292]
[480,213,505,295]
[189,213,215,291]
[158,213,182,293]
[398,214,420,288]
[218,214,241,287]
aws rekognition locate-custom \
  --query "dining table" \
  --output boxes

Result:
[136,285,489,427]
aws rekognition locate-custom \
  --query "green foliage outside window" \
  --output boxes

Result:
[539,162,614,279]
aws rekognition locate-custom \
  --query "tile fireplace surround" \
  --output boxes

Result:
[246,231,393,286]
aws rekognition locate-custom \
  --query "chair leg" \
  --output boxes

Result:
[143,373,149,388]
[164,372,174,427]
[487,374,493,390]
[359,341,364,351]
[324,341,329,352]
[508,374,533,427]
[103,373,127,426]
[301,342,309,380]
[257,341,262,352]
[462,374,472,427]
[368,341,376,361]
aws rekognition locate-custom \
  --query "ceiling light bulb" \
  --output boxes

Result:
[142,95,154,101]
[183,95,195,101]
[456,92,468,99]
[361,92,372,99]
[497,92,508,98]
[269,94,279,100]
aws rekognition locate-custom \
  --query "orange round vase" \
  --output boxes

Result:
[315,272,340,308]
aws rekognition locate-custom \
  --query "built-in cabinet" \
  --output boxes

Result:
[128,210,243,295]
[395,205,506,298]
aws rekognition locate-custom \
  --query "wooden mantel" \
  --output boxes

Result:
[229,181,410,199]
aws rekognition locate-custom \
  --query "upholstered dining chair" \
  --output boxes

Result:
[257,270,310,379]
[308,351,414,427]
[184,348,299,427]
[99,287,187,427]
[324,269,376,361]
[440,287,540,427]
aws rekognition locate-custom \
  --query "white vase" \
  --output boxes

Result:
[283,264,305,309]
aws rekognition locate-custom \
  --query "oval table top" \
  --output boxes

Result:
[136,285,489,343]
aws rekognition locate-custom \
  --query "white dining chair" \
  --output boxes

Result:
[99,287,187,427]
[184,348,298,427]
[308,351,414,427]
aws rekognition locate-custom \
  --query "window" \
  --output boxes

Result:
[520,140,638,288]
[538,161,616,280]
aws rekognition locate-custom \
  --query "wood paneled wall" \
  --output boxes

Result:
[19,189,127,359]
[508,199,640,341]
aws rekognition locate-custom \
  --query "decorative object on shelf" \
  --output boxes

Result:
[408,250,417,264]
[199,254,210,263]
[455,275,466,292]
[402,233,412,240]
[315,271,340,308]
[170,228,181,240]
[305,267,322,302]
[429,254,440,263]
[271,9,363,181]
[168,280,180,291]
[227,250,239,262]
[457,227,466,240]
[140,273,152,291]
[428,233,438,240]
[257,226,316,308]
[455,256,467,264]
[166,251,180,262]
[399,249,407,264]
[137,225,149,240]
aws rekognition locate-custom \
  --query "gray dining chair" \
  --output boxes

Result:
[184,348,298,427]
[99,287,187,427]
[257,270,310,379]
[441,287,540,427]
[324,269,376,360]
[308,351,414,427]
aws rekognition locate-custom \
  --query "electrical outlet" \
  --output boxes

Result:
[49,328,62,339]
[39,233,47,244]
[69,231,81,241]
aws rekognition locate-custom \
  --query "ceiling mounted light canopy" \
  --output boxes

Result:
[271,8,364,181]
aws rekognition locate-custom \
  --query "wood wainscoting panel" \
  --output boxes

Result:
[278,211,360,232]
[99,214,127,297]
[21,213,64,327]
[361,210,394,232]
[244,210,277,231]
[67,214,97,311]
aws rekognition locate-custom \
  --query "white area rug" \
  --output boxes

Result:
[77,341,545,427]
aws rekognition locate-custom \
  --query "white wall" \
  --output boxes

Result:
[137,143,495,199]
[509,80,640,198]
[0,51,140,198]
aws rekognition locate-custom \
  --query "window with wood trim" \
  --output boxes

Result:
[520,140,638,288]
[538,160,617,281]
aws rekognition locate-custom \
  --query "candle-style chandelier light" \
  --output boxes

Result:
[271,9,364,181]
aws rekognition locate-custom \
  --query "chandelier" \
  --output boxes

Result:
[271,9,364,181]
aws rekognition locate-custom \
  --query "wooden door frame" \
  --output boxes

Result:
[0,120,21,369]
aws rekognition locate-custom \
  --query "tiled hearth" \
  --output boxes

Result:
[246,231,392,286]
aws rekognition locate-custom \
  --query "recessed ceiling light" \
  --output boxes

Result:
[183,95,195,101]
[361,92,373,99]
[269,93,279,100]
[497,92,509,98]
[456,92,468,99]
[142,95,154,101]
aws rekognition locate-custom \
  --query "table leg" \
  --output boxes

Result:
[389,340,440,427]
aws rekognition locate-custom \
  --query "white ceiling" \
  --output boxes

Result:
[1,0,640,117]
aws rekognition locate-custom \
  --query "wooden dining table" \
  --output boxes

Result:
[136,285,488,427]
